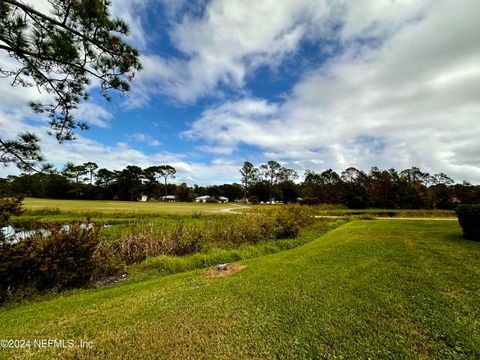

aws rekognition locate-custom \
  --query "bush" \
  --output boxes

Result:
[456,204,480,240]
[273,205,315,238]
[0,223,101,302]
[93,206,317,270]
[0,197,24,236]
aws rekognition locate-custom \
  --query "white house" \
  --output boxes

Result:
[195,195,210,203]
[217,196,229,203]
[140,195,148,202]
[159,195,177,202]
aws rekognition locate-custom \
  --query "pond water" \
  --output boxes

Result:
[1,223,110,244]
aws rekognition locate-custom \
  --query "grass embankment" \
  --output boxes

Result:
[1,220,478,359]
[316,208,456,218]
[127,219,343,283]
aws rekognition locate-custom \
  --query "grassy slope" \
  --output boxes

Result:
[1,220,479,359]
[316,208,456,218]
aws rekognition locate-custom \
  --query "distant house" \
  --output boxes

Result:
[140,195,148,202]
[195,195,210,203]
[217,196,229,203]
[159,195,177,202]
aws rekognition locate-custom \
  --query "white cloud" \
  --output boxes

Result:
[127,133,162,147]
[125,0,334,104]
[122,0,438,105]
[182,98,280,147]
[73,103,113,128]
[184,0,480,182]
[110,0,151,50]
[2,0,480,184]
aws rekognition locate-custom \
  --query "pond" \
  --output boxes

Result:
[1,223,110,244]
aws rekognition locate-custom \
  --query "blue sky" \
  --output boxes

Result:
[1,0,479,184]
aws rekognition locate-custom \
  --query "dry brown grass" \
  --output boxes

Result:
[205,264,246,278]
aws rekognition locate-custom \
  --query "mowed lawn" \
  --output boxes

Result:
[1,220,479,359]
[22,197,238,215]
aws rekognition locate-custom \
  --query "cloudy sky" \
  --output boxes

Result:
[1,0,479,184]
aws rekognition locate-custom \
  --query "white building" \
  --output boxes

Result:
[195,195,210,203]
[159,195,177,202]
[217,196,229,203]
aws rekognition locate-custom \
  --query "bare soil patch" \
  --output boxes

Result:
[205,264,246,278]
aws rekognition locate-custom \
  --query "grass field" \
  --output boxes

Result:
[22,197,236,215]
[16,198,456,224]
[13,198,250,225]
[1,220,478,359]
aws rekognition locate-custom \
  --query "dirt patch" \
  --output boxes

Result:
[205,264,246,278]
[442,289,462,298]
[93,273,128,287]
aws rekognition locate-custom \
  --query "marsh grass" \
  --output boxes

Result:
[2,206,320,302]
[93,206,317,273]
[127,219,343,283]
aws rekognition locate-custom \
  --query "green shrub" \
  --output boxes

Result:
[455,204,480,240]
[273,205,315,238]
[0,197,24,242]
[0,223,100,302]
[94,206,317,269]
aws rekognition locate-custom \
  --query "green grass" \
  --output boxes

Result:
[19,197,245,218]
[1,220,478,359]
[127,220,345,283]
[316,208,456,218]
[22,197,227,212]
[11,198,249,232]
[15,199,456,224]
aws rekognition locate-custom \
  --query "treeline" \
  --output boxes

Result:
[0,161,479,209]
[0,162,243,202]
[239,161,480,209]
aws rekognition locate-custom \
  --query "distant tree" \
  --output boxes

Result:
[144,165,176,198]
[95,168,116,187]
[95,168,117,199]
[260,161,283,203]
[278,168,298,183]
[431,173,454,186]
[303,169,342,204]
[341,167,370,208]
[158,165,176,197]
[239,161,258,202]
[61,162,76,182]
[218,183,243,201]
[398,167,431,208]
[400,167,430,185]
[83,162,98,184]
[278,180,299,203]
[175,183,191,202]
[116,165,144,201]
[303,169,322,202]
[0,0,142,170]
[72,164,87,183]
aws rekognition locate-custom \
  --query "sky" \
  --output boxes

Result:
[1,0,479,185]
